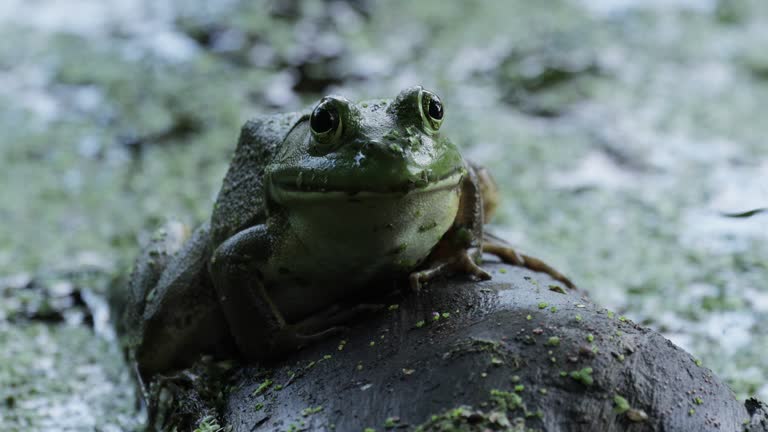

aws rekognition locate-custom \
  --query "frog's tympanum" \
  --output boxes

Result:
[125,86,574,379]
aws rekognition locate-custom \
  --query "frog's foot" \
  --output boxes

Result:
[409,248,492,292]
[269,303,383,356]
[290,303,383,336]
[268,325,345,358]
[483,233,576,289]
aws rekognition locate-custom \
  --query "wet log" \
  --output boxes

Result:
[160,261,763,431]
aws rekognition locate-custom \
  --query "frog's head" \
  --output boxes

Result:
[266,87,467,279]
[267,86,465,202]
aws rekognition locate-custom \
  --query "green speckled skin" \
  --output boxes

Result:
[210,112,303,248]
[126,87,564,379]
[207,86,473,365]
[265,91,463,196]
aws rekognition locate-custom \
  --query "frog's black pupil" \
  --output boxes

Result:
[428,99,443,120]
[311,106,337,133]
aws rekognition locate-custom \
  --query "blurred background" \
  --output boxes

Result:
[1,0,766,429]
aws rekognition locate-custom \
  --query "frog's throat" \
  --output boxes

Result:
[269,172,463,204]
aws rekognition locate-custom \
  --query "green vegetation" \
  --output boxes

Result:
[613,395,630,414]
[194,416,226,432]
[569,367,594,386]
[253,379,273,396]
[301,406,323,416]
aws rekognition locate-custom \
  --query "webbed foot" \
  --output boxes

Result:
[409,248,491,292]
[268,303,383,356]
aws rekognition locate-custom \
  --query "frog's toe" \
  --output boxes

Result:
[482,236,576,289]
[409,262,448,292]
[297,303,383,331]
[295,326,347,342]
[455,250,492,281]
[270,325,346,356]
[409,249,490,291]
[268,303,386,358]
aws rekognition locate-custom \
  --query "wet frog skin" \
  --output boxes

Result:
[124,86,574,379]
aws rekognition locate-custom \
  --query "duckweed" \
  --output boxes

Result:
[253,379,272,396]
[569,367,594,386]
[613,395,630,414]
[384,417,400,428]
[301,406,323,416]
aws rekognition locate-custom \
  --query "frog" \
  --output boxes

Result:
[122,86,574,382]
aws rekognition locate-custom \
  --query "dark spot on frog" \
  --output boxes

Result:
[418,221,438,232]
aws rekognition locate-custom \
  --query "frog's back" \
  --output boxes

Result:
[210,112,304,247]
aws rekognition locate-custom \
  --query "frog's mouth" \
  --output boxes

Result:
[269,169,464,204]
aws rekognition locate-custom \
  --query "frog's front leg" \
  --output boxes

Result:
[210,225,280,360]
[410,163,576,291]
[409,164,492,291]
[210,226,345,361]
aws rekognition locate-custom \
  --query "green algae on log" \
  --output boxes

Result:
[145,262,767,431]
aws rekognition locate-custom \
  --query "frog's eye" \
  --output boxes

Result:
[419,89,444,132]
[310,99,342,148]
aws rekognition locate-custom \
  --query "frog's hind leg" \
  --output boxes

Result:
[211,225,379,362]
[482,232,576,289]
[135,222,233,379]
[121,221,190,333]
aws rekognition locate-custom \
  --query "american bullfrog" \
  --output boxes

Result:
[123,86,574,380]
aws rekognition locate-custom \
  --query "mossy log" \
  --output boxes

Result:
[147,261,767,431]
